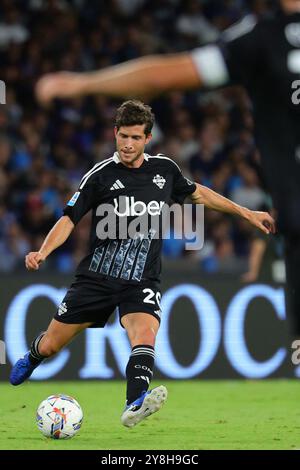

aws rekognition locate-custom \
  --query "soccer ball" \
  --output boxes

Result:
[36,394,83,439]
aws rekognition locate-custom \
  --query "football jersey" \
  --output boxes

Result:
[191,10,300,198]
[63,152,196,283]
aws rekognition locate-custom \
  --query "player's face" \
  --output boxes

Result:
[114,125,152,167]
[281,0,300,13]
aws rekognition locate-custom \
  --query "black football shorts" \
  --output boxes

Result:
[54,275,162,328]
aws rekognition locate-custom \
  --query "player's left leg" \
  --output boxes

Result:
[120,312,167,427]
[10,320,92,386]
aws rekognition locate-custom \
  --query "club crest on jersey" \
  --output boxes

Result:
[153,174,166,189]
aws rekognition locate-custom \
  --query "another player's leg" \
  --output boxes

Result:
[285,233,300,340]
[10,319,92,385]
[120,312,167,427]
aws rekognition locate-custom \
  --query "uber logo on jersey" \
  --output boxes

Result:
[113,196,165,216]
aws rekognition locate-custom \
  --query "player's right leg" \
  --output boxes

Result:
[10,319,92,386]
[120,311,167,427]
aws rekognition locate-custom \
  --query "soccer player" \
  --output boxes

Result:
[35,0,300,343]
[10,101,275,427]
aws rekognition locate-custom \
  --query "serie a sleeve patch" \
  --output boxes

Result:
[67,191,81,207]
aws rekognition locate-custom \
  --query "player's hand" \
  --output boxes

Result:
[241,271,258,283]
[25,252,46,271]
[35,72,81,105]
[246,211,276,235]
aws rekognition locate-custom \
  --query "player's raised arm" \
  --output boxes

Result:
[35,53,203,104]
[25,215,74,271]
[189,183,276,235]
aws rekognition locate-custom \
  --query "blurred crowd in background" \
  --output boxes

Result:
[0,0,281,275]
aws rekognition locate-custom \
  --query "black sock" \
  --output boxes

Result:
[29,332,46,365]
[126,344,155,405]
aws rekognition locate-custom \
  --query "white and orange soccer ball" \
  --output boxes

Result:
[36,394,83,439]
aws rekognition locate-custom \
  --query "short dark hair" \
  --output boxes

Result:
[115,100,155,135]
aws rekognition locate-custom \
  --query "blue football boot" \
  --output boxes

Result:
[10,352,39,386]
[121,385,168,428]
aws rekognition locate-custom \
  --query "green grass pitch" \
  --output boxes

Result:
[1,380,299,450]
